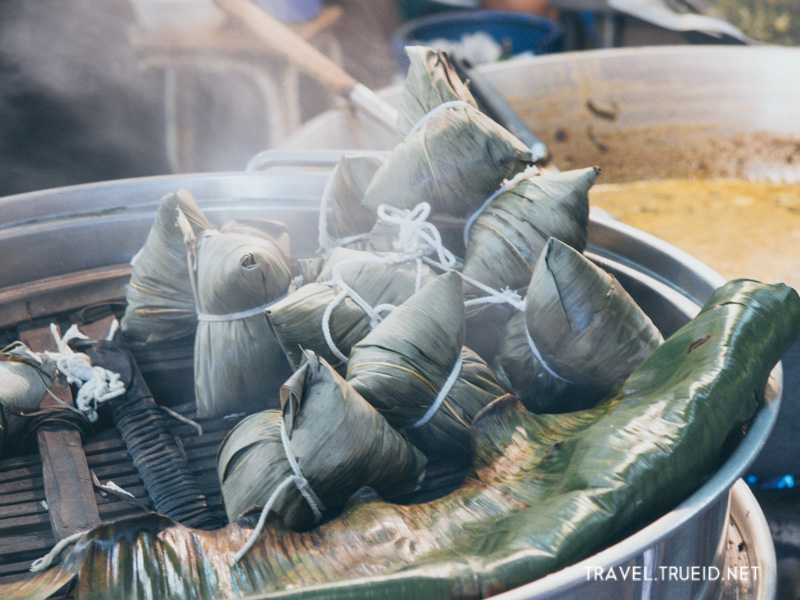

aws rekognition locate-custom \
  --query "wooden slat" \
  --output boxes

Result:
[18,325,101,541]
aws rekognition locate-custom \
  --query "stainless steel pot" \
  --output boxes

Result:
[0,158,780,598]
[282,45,800,184]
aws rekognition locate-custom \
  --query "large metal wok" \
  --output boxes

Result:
[0,156,781,598]
[284,45,800,185]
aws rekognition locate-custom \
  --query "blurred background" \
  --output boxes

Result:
[1,0,799,196]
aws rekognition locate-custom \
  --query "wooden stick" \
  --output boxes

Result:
[18,325,101,541]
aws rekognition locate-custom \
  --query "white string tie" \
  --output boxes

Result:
[233,420,326,564]
[30,530,86,572]
[196,295,286,322]
[376,203,457,270]
[463,164,540,247]
[44,323,126,423]
[404,100,475,141]
[457,273,526,312]
[526,328,571,383]
[319,251,423,362]
[409,353,464,429]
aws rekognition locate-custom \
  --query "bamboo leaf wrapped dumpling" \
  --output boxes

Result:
[395,46,478,137]
[493,238,664,413]
[187,224,293,418]
[362,103,533,220]
[347,271,508,457]
[216,351,426,530]
[460,166,598,362]
[266,247,436,370]
[462,166,598,292]
[120,189,212,343]
[320,154,385,248]
[0,342,57,450]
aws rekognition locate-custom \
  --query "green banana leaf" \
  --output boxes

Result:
[191,229,293,418]
[396,46,478,137]
[0,342,57,450]
[361,103,533,220]
[266,247,436,371]
[5,279,798,600]
[461,167,598,293]
[493,238,664,413]
[347,271,508,456]
[217,351,426,527]
[120,189,212,343]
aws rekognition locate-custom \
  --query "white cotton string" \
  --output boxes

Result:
[526,329,571,383]
[196,295,286,322]
[459,273,526,312]
[30,530,86,572]
[159,405,203,436]
[279,420,326,520]
[321,287,353,364]
[44,324,126,423]
[463,164,540,247]
[319,251,424,361]
[232,421,327,565]
[409,353,464,429]
[404,100,475,141]
[376,204,457,270]
[232,475,301,564]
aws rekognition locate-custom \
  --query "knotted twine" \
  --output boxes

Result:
[232,419,325,564]
[319,202,457,363]
[316,100,472,255]
[43,321,126,423]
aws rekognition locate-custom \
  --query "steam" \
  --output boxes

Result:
[0,0,170,195]
[0,0,305,195]
[0,0,402,197]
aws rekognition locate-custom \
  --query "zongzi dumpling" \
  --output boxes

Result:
[320,154,385,248]
[396,46,478,137]
[120,190,212,343]
[493,238,663,413]
[362,103,533,220]
[266,247,436,370]
[0,342,57,448]
[347,271,507,456]
[190,228,293,418]
[462,166,598,292]
[217,351,426,529]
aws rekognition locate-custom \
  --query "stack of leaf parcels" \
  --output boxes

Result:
[120,189,212,343]
[347,272,508,456]
[0,342,56,451]
[460,166,599,360]
[190,226,293,418]
[267,247,436,371]
[494,239,664,413]
[360,48,533,222]
[217,350,426,528]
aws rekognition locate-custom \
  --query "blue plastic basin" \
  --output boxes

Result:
[392,10,563,69]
